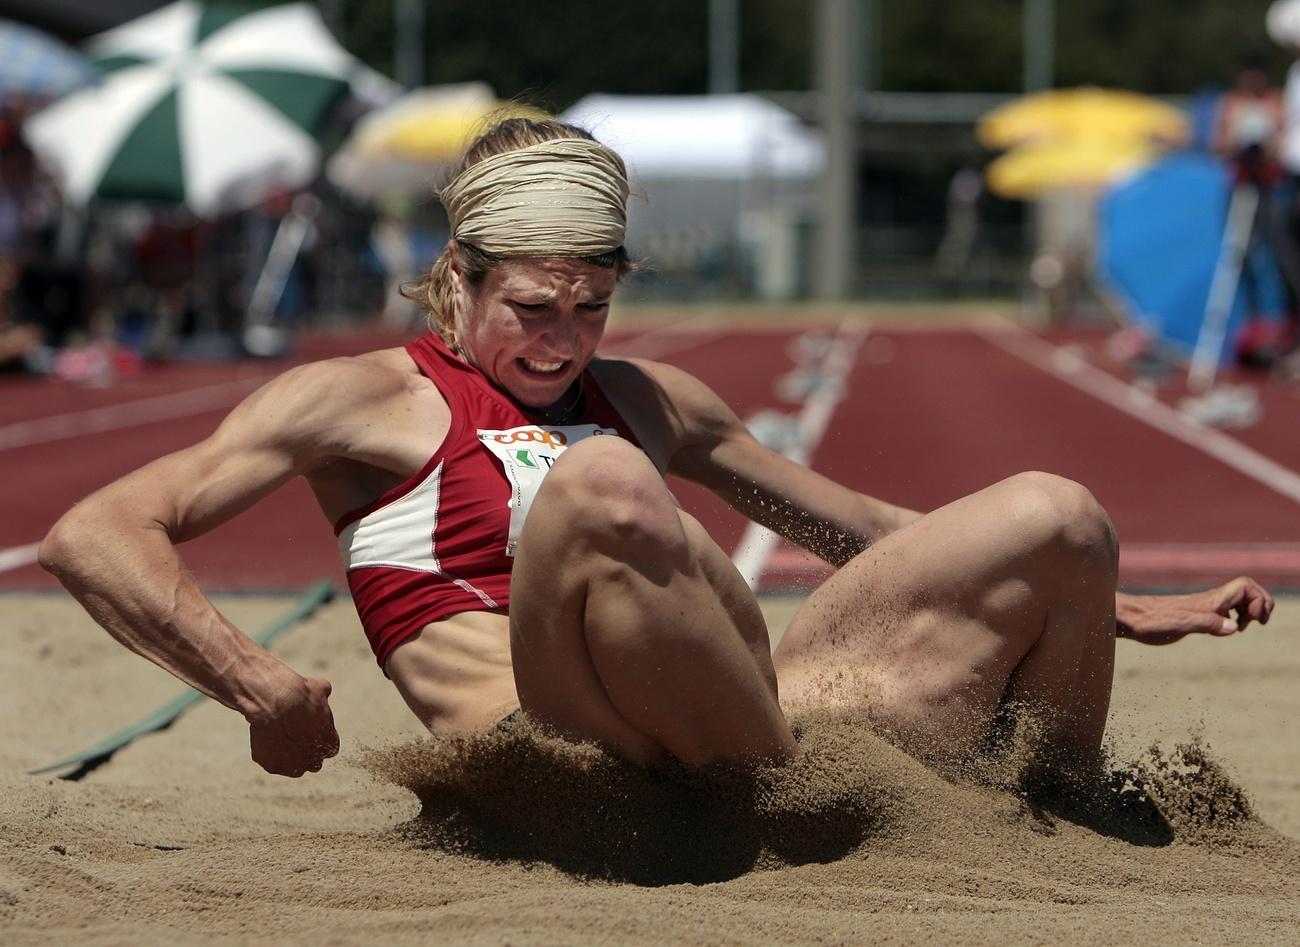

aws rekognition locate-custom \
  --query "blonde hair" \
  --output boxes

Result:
[403,118,633,347]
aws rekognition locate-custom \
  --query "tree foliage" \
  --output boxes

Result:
[337,0,1296,106]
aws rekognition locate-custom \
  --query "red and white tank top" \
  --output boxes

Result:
[334,333,640,670]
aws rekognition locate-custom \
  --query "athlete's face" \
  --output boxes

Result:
[453,256,616,408]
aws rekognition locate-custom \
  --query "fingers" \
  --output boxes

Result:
[1212,576,1275,629]
[1181,610,1237,636]
[1133,630,1191,646]
[248,682,341,777]
[1127,579,1276,646]
[255,747,332,778]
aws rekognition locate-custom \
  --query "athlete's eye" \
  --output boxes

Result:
[578,302,609,313]
[511,301,548,313]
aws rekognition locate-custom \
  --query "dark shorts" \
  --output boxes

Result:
[496,708,524,731]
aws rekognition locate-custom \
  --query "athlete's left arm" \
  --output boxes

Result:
[637,359,918,566]
[1114,580,1274,645]
[637,359,1278,636]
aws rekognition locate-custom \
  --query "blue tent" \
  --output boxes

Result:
[1097,152,1287,361]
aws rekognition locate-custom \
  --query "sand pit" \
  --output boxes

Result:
[2,591,1297,944]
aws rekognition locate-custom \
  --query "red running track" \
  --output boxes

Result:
[4,321,1300,592]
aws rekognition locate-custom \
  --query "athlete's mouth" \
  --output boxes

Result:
[519,357,569,376]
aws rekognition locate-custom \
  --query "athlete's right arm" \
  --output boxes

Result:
[37,359,378,777]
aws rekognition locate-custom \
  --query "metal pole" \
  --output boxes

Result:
[859,0,878,94]
[709,0,740,94]
[1190,185,1258,392]
[395,0,425,90]
[1023,0,1054,92]
[813,0,859,299]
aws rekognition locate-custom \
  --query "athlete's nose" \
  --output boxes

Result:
[538,317,578,358]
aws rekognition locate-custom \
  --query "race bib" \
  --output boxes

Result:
[477,423,619,556]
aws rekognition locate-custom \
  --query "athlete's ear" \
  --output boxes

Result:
[448,241,471,319]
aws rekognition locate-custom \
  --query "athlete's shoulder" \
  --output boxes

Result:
[590,354,705,396]
[220,345,432,447]
[590,355,740,439]
[272,346,422,406]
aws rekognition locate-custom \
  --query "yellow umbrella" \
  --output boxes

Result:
[328,83,550,199]
[984,139,1158,198]
[977,87,1190,149]
[358,96,550,161]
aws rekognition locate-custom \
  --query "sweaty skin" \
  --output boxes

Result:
[40,257,1276,777]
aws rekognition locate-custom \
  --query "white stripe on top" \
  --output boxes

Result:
[337,460,499,609]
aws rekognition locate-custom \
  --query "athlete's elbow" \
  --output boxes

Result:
[39,500,131,580]
[38,510,83,579]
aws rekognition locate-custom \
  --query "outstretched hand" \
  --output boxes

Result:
[248,675,340,777]
[1116,577,1275,646]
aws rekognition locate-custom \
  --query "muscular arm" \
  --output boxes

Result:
[1115,579,1274,645]
[636,359,919,566]
[37,359,388,774]
[634,359,1278,641]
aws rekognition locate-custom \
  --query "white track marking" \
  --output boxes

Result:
[1,323,722,455]
[1,322,730,561]
[977,323,1300,508]
[0,542,40,574]
[731,319,869,589]
[0,376,274,452]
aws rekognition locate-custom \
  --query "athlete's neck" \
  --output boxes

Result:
[528,378,585,425]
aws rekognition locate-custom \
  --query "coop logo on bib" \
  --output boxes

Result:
[477,423,618,556]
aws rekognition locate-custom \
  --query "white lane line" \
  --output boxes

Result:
[731,318,869,589]
[977,323,1300,508]
[0,323,732,563]
[0,542,40,574]
[0,376,274,453]
[0,321,724,456]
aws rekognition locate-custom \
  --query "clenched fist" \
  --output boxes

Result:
[247,675,340,777]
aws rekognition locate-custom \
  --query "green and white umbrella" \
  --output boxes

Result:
[25,1,377,217]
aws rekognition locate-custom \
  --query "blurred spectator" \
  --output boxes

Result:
[0,98,69,370]
[1212,58,1284,164]
[1212,57,1300,363]
[132,211,198,348]
[1279,45,1300,366]
[934,164,983,281]
[371,193,419,329]
[0,256,41,369]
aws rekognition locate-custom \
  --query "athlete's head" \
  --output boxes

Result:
[405,118,633,408]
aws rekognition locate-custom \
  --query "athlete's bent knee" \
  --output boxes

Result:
[540,437,684,554]
[1003,471,1118,571]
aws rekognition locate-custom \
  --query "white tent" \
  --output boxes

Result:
[559,94,822,299]
[559,93,823,180]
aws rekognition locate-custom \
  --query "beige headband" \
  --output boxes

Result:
[439,138,629,257]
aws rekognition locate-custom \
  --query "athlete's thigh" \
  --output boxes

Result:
[773,477,1055,724]
[509,486,780,761]
[675,509,778,689]
[511,500,772,683]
